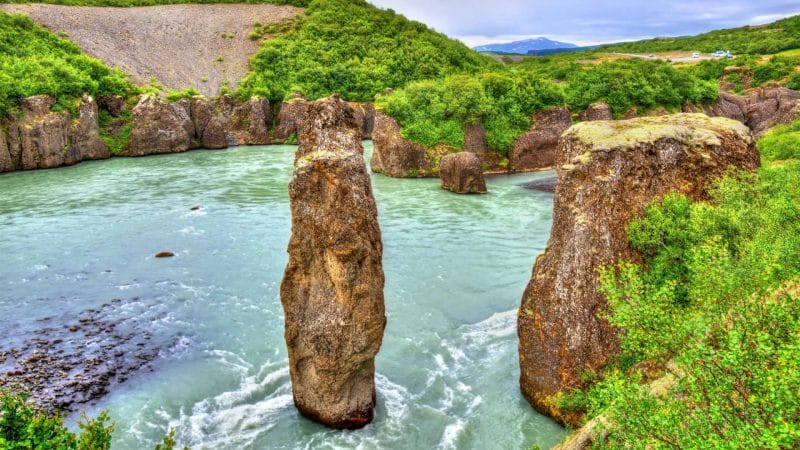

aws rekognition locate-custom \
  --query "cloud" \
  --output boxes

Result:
[368,0,800,46]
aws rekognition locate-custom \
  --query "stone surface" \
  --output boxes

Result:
[0,126,11,173]
[281,96,386,429]
[579,102,612,121]
[69,94,111,161]
[464,122,489,154]
[517,114,759,426]
[191,96,271,149]
[122,96,195,156]
[274,96,311,141]
[350,102,376,139]
[439,151,487,194]
[370,110,433,177]
[509,106,572,172]
[684,87,800,137]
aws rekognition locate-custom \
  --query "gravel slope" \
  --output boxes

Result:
[0,3,302,97]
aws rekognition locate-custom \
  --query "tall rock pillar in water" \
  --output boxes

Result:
[280,95,386,429]
[518,114,759,426]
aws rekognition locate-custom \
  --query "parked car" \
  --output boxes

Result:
[713,50,734,58]
[691,52,701,59]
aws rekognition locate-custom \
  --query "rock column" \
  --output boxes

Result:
[280,95,386,429]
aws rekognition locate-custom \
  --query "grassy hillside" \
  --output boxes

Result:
[602,14,800,55]
[237,0,497,102]
[0,12,136,116]
[555,120,800,448]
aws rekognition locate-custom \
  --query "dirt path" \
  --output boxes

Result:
[0,3,302,97]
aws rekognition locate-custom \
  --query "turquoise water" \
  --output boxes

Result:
[0,142,564,449]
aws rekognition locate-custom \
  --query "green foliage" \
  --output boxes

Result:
[98,107,133,155]
[752,56,800,86]
[758,118,800,162]
[563,59,718,115]
[0,391,113,449]
[580,125,800,447]
[164,88,201,103]
[237,0,497,102]
[0,12,136,117]
[602,15,800,54]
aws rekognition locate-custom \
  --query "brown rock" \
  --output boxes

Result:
[509,106,572,172]
[579,102,612,121]
[744,87,800,137]
[370,110,433,177]
[274,97,310,141]
[0,126,12,173]
[154,251,175,258]
[464,122,489,154]
[98,95,125,117]
[232,97,271,145]
[517,114,759,426]
[296,95,362,163]
[122,96,194,156]
[439,152,487,194]
[281,96,385,429]
[349,102,376,140]
[11,96,72,170]
[69,94,111,161]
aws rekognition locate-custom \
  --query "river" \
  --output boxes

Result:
[0,142,564,449]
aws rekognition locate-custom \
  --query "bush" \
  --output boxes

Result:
[164,88,201,102]
[0,12,136,117]
[758,118,800,162]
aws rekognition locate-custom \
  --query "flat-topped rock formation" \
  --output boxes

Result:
[281,96,386,429]
[518,113,760,426]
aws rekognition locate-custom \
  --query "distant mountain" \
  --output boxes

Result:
[474,37,577,54]
[526,45,601,56]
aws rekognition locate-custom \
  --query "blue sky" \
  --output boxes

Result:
[368,1,800,47]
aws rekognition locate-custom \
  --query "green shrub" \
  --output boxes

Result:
[164,88,201,102]
[0,12,136,117]
[758,118,800,162]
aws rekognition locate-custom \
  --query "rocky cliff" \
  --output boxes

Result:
[0,95,110,173]
[685,86,800,137]
[280,96,386,429]
[274,96,375,142]
[509,106,572,172]
[370,110,435,177]
[517,114,759,426]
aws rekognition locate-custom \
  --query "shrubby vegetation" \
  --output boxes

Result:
[379,59,718,153]
[602,14,800,54]
[237,0,497,102]
[0,12,136,117]
[560,120,800,448]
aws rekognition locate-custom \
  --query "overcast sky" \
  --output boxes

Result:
[368,1,800,47]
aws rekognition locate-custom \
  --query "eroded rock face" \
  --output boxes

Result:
[518,114,759,426]
[122,96,195,156]
[370,110,433,177]
[684,87,800,137]
[0,95,110,172]
[70,94,112,161]
[191,96,271,149]
[464,122,489,154]
[509,106,572,172]
[579,102,612,121]
[350,102,376,140]
[274,96,311,141]
[281,96,386,429]
[439,151,487,194]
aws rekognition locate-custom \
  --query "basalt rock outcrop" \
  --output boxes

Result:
[509,106,572,172]
[281,96,386,429]
[578,102,613,121]
[439,151,487,194]
[0,95,110,173]
[370,110,435,177]
[191,95,271,149]
[518,114,759,426]
[121,96,195,156]
[274,95,375,142]
[684,86,800,137]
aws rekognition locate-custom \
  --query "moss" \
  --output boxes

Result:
[564,113,752,152]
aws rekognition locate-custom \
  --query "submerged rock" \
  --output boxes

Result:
[509,106,572,172]
[439,151,487,194]
[154,251,175,258]
[281,96,386,429]
[517,114,759,426]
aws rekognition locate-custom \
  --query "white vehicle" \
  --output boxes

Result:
[691,52,701,59]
